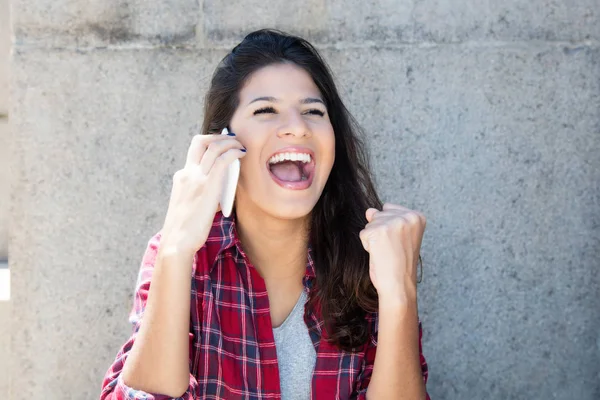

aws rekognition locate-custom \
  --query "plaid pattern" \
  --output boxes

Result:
[100,212,429,399]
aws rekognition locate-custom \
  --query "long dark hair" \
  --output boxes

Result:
[202,29,383,351]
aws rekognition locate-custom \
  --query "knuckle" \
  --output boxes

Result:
[371,224,386,234]
[392,218,407,230]
[204,141,217,152]
[214,152,230,167]
[207,139,227,153]
[177,169,197,184]
[191,134,205,145]
[405,212,421,225]
[173,169,185,182]
[192,170,207,184]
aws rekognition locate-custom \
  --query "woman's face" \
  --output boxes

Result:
[229,63,335,220]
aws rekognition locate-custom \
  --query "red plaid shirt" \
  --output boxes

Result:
[100,212,429,399]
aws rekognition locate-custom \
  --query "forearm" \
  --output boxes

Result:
[366,297,426,400]
[121,245,194,397]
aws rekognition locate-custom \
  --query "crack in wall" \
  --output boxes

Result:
[7,39,600,54]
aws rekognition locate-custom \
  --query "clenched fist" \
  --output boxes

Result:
[359,203,426,305]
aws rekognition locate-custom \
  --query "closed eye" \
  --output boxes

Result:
[253,107,326,116]
[305,109,325,116]
[253,106,276,115]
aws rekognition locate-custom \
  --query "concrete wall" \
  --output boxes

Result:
[1,0,11,398]
[5,1,600,399]
[1,0,9,258]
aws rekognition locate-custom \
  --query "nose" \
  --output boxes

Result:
[276,110,312,139]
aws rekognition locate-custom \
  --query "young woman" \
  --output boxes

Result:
[100,29,430,400]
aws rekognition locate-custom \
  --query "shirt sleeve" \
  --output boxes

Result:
[99,232,200,400]
[353,317,430,400]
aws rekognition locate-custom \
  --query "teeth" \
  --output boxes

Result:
[268,152,312,164]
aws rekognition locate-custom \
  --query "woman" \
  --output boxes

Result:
[100,29,430,400]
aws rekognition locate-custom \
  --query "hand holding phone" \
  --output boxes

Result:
[160,129,244,255]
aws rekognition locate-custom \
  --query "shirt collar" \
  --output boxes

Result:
[212,211,237,255]
[211,211,316,280]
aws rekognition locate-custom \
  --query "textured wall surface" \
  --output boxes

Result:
[1,0,11,396]
[6,1,600,399]
[0,0,8,112]
[1,0,10,258]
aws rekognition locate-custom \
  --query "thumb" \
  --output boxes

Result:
[359,227,372,253]
[365,207,378,223]
[361,208,380,252]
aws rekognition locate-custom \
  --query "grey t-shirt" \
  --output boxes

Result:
[272,290,316,400]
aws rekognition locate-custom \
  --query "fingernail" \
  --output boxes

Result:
[227,132,236,136]
[240,148,247,152]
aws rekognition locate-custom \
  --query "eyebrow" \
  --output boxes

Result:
[247,96,325,106]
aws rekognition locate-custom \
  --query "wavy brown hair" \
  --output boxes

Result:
[201,29,382,351]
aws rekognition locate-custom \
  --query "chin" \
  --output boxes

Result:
[260,198,316,221]
[236,174,327,222]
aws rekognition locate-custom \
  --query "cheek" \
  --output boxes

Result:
[238,147,267,186]
[233,129,261,155]
[239,152,262,175]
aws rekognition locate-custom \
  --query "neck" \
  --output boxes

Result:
[234,202,310,281]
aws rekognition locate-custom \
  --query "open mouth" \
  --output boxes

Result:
[267,150,316,190]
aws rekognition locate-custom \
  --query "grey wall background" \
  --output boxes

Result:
[0,0,8,262]
[1,0,13,397]
[3,0,599,399]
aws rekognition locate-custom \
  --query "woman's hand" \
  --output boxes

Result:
[359,203,426,306]
[160,133,246,256]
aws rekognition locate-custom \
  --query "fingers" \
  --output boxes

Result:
[382,203,409,212]
[365,208,397,224]
[359,227,371,252]
[204,146,246,180]
[185,134,240,169]
[199,137,245,174]
[185,135,212,168]
[380,203,426,226]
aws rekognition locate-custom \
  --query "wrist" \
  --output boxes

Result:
[158,242,196,265]
[377,297,419,335]
[159,230,199,258]
[377,289,418,314]
[377,278,417,304]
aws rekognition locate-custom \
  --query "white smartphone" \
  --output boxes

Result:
[220,127,240,217]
